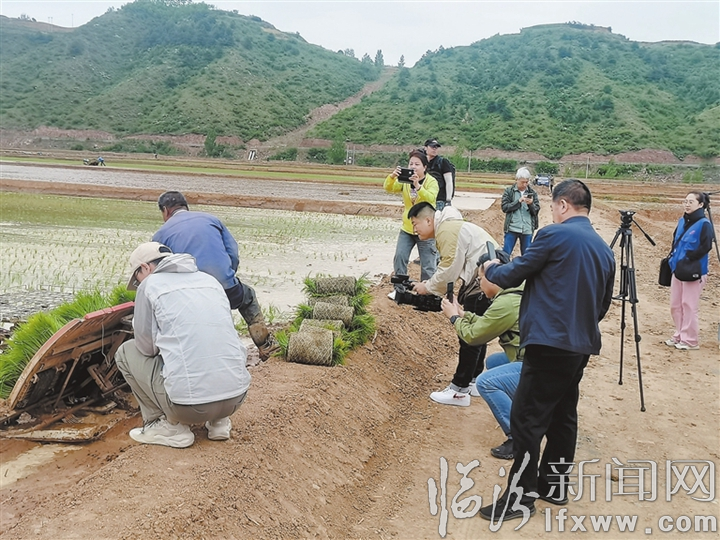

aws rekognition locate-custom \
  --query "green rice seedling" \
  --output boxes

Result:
[291,304,314,329]
[274,329,290,358]
[303,275,320,297]
[331,335,351,366]
[0,312,64,397]
[107,286,136,305]
[345,313,377,349]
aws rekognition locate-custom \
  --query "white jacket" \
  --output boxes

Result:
[425,207,498,296]
[132,253,251,405]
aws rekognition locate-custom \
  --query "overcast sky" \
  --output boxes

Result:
[2,1,718,66]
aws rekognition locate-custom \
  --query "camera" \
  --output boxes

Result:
[397,167,415,184]
[390,275,442,312]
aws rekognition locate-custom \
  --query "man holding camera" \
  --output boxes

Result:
[480,179,615,523]
[408,202,498,407]
[424,138,455,210]
[441,249,524,460]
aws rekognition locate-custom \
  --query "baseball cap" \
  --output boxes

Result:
[424,138,441,148]
[127,242,173,290]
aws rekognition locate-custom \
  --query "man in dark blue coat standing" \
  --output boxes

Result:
[480,179,615,525]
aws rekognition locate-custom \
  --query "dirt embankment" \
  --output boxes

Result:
[1,176,718,539]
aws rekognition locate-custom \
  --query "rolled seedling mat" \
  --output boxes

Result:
[287,329,334,366]
[307,295,349,307]
[313,302,354,327]
[300,318,345,338]
[315,276,357,295]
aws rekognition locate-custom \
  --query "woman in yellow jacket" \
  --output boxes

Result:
[384,150,439,298]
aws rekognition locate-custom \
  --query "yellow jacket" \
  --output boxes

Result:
[383,174,439,234]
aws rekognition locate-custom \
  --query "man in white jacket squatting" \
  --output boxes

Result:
[115,242,251,448]
[408,202,499,407]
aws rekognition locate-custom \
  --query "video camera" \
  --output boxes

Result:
[390,275,443,312]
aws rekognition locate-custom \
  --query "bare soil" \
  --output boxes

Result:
[0,168,718,539]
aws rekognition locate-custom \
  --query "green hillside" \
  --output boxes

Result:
[0,0,380,141]
[2,8,718,160]
[310,24,720,159]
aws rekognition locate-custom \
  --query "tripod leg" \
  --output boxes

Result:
[618,297,626,385]
[627,267,647,412]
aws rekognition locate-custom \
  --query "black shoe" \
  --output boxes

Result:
[479,498,536,522]
[490,439,514,460]
[537,492,569,505]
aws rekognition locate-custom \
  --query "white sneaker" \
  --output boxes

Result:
[129,417,194,448]
[205,417,232,441]
[675,342,699,350]
[469,383,480,397]
[430,387,471,407]
[387,290,396,300]
[664,338,678,347]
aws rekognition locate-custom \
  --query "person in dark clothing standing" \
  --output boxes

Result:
[424,138,455,210]
[479,179,615,524]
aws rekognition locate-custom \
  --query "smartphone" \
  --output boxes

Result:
[446,282,454,303]
[398,167,414,183]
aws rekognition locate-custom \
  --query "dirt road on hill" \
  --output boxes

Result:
[0,168,718,539]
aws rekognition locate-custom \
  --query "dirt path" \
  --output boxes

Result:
[261,67,397,149]
[0,174,718,539]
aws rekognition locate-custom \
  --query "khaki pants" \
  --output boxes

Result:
[115,340,247,425]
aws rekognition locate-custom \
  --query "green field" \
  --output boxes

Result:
[0,193,399,317]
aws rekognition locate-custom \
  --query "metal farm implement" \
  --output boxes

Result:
[1,303,135,442]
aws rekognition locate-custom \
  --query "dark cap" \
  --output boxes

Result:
[424,138,441,148]
[158,191,188,210]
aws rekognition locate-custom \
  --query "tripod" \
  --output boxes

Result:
[609,211,655,412]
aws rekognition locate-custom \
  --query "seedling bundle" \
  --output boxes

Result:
[276,275,375,366]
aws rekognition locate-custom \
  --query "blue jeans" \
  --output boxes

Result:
[485,351,511,370]
[475,361,522,436]
[503,231,532,256]
[393,229,437,289]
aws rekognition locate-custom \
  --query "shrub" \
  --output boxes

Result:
[535,161,559,174]
[268,147,298,161]
[306,148,328,163]
[682,169,704,183]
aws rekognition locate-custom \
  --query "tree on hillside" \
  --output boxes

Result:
[375,50,384,67]
[343,48,356,58]
[398,55,405,68]
[203,129,226,157]
[328,138,347,165]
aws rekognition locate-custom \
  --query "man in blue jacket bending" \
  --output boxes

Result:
[480,179,615,525]
[153,191,277,361]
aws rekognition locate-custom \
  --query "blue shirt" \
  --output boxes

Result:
[485,215,615,355]
[152,209,240,290]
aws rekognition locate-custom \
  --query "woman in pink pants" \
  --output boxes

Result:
[666,192,713,350]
